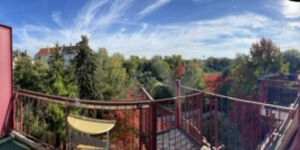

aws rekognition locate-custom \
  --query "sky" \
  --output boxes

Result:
[0,0,300,59]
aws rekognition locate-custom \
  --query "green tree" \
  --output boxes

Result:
[96,49,129,99]
[164,55,182,70]
[229,58,257,97]
[47,50,68,95]
[123,55,140,79]
[282,49,300,73]
[229,38,289,98]
[14,56,48,92]
[150,56,171,82]
[181,61,205,90]
[250,38,289,76]
[204,57,232,73]
[73,35,100,99]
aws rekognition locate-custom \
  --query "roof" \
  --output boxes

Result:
[35,47,59,57]
[67,115,116,135]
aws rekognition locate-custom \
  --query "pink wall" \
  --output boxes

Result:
[0,25,12,135]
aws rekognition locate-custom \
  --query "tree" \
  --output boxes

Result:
[47,50,68,96]
[95,49,129,100]
[181,61,205,90]
[149,56,171,82]
[14,56,48,92]
[229,38,289,98]
[229,59,257,97]
[164,55,182,70]
[123,55,141,79]
[152,85,173,99]
[73,35,100,99]
[250,38,289,76]
[204,57,232,73]
[282,49,300,73]
[46,46,78,97]
[172,62,186,79]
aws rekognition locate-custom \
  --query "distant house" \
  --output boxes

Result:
[61,45,79,65]
[34,47,59,65]
[34,45,79,66]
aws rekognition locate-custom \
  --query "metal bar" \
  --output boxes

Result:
[215,97,218,148]
[20,95,23,132]
[168,101,171,150]
[180,85,295,111]
[297,72,300,148]
[150,102,157,150]
[228,99,230,150]
[221,98,224,145]
[18,92,150,106]
[200,95,204,141]
[209,97,213,145]
[139,108,142,150]
[13,92,18,130]
[175,80,182,128]
[192,95,196,129]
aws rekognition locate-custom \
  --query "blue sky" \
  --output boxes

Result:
[1,0,300,58]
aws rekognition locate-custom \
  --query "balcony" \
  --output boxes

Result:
[1,77,298,150]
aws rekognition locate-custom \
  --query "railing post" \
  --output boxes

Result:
[142,87,157,150]
[296,72,300,147]
[20,95,23,132]
[175,80,182,128]
[214,97,219,148]
[259,79,266,103]
[13,92,18,130]
[199,95,204,141]
[150,101,157,150]
[139,108,143,150]
[65,102,70,150]
[259,79,267,116]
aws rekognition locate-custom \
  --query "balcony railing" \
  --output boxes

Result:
[10,80,299,150]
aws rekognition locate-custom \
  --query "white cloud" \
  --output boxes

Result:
[51,11,62,26]
[281,0,300,18]
[76,0,109,29]
[137,0,171,18]
[288,22,300,28]
[14,0,300,59]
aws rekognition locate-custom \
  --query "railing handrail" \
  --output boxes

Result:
[141,87,154,101]
[154,92,203,103]
[16,89,151,106]
[180,85,296,111]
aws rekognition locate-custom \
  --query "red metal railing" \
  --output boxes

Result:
[11,79,299,150]
[13,88,153,150]
[179,83,298,150]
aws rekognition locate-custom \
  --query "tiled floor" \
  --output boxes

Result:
[157,128,200,150]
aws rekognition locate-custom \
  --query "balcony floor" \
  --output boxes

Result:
[157,128,200,150]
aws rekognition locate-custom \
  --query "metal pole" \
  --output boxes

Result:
[214,97,219,148]
[175,80,182,128]
[107,131,110,150]
[151,102,157,150]
[296,72,300,148]
[139,108,143,150]
[20,95,23,132]
[13,92,18,130]
[199,95,204,141]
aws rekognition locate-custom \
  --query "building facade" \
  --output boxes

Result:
[34,45,79,66]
